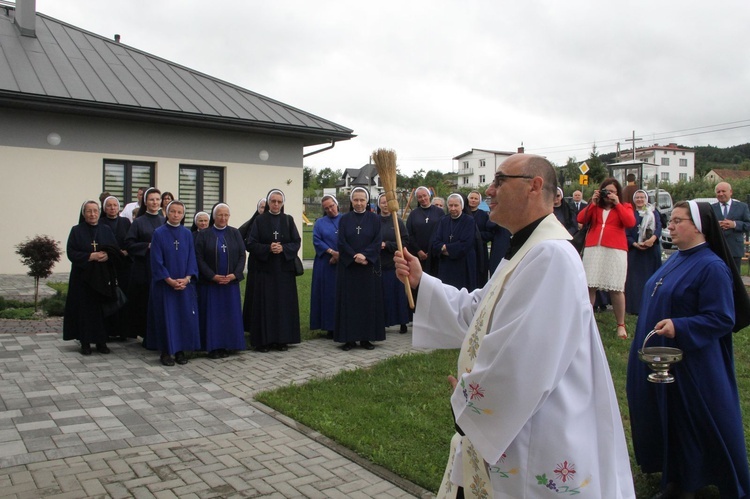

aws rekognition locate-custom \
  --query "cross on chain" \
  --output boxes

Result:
[356,226,362,235]
[173,239,180,251]
[91,241,98,252]
[651,278,663,297]
[449,234,454,242]
[425,217,429,223]
[221,243,227,253]
[273,230,279,240]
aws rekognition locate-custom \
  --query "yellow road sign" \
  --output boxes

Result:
[579,162,589,174]
[579,174,589,185]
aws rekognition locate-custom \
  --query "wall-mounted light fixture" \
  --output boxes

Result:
[47,133,61,146]
[259,150,269,161]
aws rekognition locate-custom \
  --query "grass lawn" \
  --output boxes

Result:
[257,310,750,498]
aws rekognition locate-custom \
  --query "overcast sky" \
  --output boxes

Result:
[36,0,750,175]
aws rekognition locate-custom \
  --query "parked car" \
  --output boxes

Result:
[660,197,715,249]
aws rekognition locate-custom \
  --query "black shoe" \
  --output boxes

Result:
[96,344,110,354]
[208,350,221,359]
[256,346,270,353]
[81,344,92,356]
[160,354,175,367]
[342,342,356,351]
[360,341,375,350]
[219,349,229,358]
[399,324,408,334]
[174,351,188,365]
[276,344,288,352]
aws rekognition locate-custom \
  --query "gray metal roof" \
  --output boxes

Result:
[0,5,354,145]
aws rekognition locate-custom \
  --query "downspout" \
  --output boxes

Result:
[303,140,335,158]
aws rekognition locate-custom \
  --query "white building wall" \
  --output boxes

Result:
[0,109,305,274]
[641,149,695,183]
[456,150,512,188]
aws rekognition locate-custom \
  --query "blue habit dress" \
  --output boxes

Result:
[195,225,246,352]
[145,223,201,356]
[624,208,662,315]
[379,214,410,328]
[310,213,341,332]
[334,211,385,343]
[431,213,478,291]
[626,243,750,497]
[406,204,444,276]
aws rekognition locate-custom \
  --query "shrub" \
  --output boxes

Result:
[42,291,66,317]
[15,235,62,311]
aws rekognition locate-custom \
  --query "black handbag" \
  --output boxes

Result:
[102,286,128,317]
[571,224,589,256]
[294,256,304,276]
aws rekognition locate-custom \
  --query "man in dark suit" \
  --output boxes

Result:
[572,190,588,214]
[712,181,750,272]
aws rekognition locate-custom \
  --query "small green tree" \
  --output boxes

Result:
[15,235,62,312]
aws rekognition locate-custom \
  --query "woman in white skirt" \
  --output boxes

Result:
[577,178,636,339]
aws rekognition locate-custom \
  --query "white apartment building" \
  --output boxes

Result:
[452,147,522,188]
[616,143,695,183]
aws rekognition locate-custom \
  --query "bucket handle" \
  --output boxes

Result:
[642,329,658,351]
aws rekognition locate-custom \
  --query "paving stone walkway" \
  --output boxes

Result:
[0,313,432,498]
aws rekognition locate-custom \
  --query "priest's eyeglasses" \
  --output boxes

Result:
[493,172,535,188]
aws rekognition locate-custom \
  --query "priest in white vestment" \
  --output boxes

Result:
[396,154,635,499]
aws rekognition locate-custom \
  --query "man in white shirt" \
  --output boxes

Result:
[121,187,144,221]
[395,154,635,498]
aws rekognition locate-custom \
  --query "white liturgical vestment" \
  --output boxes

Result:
[413,215,635,498]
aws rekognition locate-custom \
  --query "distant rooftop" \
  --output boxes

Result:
[0,2,354,146]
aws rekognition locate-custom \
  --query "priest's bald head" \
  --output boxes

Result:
[485,154,557,234]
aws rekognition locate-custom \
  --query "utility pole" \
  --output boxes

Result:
[624,130,642,160]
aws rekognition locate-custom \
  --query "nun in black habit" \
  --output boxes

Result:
[247,190,300,352]
[334,187,385,350]
[240,198,266,333]
[100,195,132,339]
[124,187,164,340]
[63,200,120,355]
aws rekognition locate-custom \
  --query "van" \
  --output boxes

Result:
[658,196,715,249]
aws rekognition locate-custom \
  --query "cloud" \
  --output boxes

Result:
[37,0,750,172]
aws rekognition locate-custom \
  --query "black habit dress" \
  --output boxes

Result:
[248,212,301,348]
[431,213,478,291]
[334,211,385,343]
[63,222,119,345]
[124,212,164,339]
[100,215,132,337]
[405,205,444,276]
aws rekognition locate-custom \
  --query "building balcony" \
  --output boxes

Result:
[456,168,473,176]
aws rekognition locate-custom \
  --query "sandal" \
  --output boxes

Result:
[616,323,628,340]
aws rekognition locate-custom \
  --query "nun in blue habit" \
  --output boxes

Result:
[194,203,246,358]
[310,194,341,335]
[627,201,750,499]
[145,200,201,366]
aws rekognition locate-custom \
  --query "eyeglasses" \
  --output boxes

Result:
[493,172,534,188]
[669,217,693,226]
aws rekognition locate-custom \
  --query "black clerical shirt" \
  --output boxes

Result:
[505,216,547,260]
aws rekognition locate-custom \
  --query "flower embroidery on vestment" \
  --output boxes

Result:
[468,382,484,400]
[460,378,493,415]
[554,461,575,483]
[535,460,590,495]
